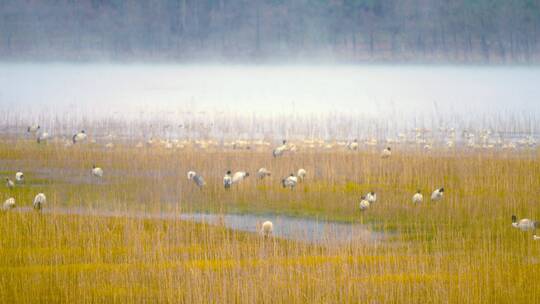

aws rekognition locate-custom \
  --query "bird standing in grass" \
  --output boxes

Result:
[37,131,50,144]
[232,171,249,184]
[258,221,273,237]
[381,147,392,158]
[15,172,24,183]
[6,178,14,189]
[33,193,46,211]
[534,235,540,241]
[92,165,103,178]
[73,130,87,143]
[282,174,298,189]
[257,168,271,180]
[297,169,306,181]
[359,196,370,211]
[431,187,444,201]
[2,197,15,211]
[347,139,359,151]
[412,190,423,204]
[366,191,377,204]
[188,172,206,188]
[223,171,232,189]
[511,215,538,231]
[273,140,288,157]
[27,125,40,134]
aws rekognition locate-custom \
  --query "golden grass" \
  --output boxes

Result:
[0,139,539,303]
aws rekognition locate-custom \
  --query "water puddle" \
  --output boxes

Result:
[11,207,387,244]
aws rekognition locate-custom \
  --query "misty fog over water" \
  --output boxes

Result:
[2,63,540,122]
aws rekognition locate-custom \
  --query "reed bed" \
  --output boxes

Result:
[0,138,539,303]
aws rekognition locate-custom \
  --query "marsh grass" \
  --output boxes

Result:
[0,139,539,303]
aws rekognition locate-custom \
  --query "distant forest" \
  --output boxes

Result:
[1,0,540,63]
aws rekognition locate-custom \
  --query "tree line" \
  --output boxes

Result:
[1,0,539,63]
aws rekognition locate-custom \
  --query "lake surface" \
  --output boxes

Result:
[1,63,539,121]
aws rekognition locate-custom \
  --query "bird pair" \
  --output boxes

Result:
[412,188,445,204]
[2,193,46,211]
[359,192,377,210]
[5,172,25,189]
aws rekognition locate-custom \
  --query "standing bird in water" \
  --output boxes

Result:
[431,187,444,202]
[223,171,232,189]
[257,168,271,180]
[282,174,298,189]
[33,193,46,211]
[188,171,206,188]
[381,147,392,158]
[412,190,423,204]
[258,221,274,237]
[73,130,87,144]
[273,140,288,157]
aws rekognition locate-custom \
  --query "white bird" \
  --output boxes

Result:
[412,190,423,204]
[257,168,271,179]
[282,174,298,189]
[223,171,232,189]
[33,193,46,210]
[534,235,540,241]
[92,165,103,178]
[431,187,444,202]
[15,172,24,183]
[273,140,288,157]
[381,147,392,158]
[73,130,87,143]
[36,131,50,143]
[27,125,40,134]
[188,171,205,188]
[6,178,14,189]
[366,191,377,204]
[2,197,15,211]
[512,215,539,232]
[359,196,370,211]
[297,169,307,181]
[347,139,359,151]
[258,220,274,237]
[232,171,250,184]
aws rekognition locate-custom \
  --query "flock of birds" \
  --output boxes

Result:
[2,125,539,239]
[2,171,46,212]
[2,163,103,212]
[22,123,540,152]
